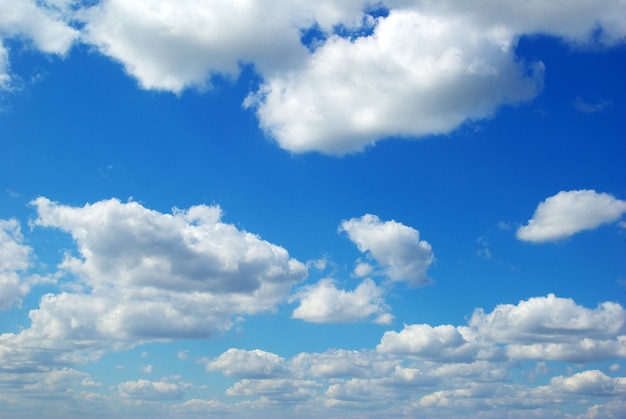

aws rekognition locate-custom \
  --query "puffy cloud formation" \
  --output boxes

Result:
[2,0,625,152]
[517,190,626,242]
[0,197,306,368]
[292,278,392,324]
[206,348,287,378]
[117,379,188,400]
[198,295,626,416]
[0,219,45,309]
[246,7,543,154]
[340,214,433,286]
[0,0,78,88]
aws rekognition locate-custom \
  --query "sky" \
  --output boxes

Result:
[0,0,625,418]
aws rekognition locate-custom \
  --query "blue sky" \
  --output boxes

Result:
[1,1,625,418]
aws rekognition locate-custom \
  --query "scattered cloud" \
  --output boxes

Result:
[2,0,624,151]
[574,95,613,113]
[117,379,188,401]
[517,190,626,242]
[340,214,434,286]
[0,197,306,369]
[198,294,626,416]
[206,348,288,379]
[0,218,50,309]
[292,278,392,324]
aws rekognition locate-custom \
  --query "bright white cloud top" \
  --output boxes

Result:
[517,190,626,242]
[0,0,624,418]
[340,214,434,286]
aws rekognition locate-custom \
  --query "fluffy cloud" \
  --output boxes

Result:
[0,197,306,369]
[340,214,433,286]
[377,324,497,362]
[0,0,77,54]
[245,0,626,154]
[291,278,392,324]
[2,1,625,151]
[0,0,78,89]
[517,190,626,242]
[470,294,625,342]
[225,378,320,401]
[0,218,46,309]
[79,0,312,92]
[470,294,626,362]
[246,8,543,154]
[206,349,288,378]
[290,349,398,379]
[118,379,188,401]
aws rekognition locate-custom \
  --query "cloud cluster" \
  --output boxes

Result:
[292,278,392,324]
[200,294,626,417]
[0,197,306,369]
[0,218,48,309]
[517,190,626,242]
[291,214,433,324]
[340,214,434,286]
[2,0,625,152]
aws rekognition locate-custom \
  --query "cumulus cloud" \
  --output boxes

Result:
[246,8,543,154]
[206,348,288,378]
[0,218,47,309]
[117,379,188,401]
[470,294,626,342]
[340,214,434,286]
[0,197,306,369]
[2,1,625,151]
[377,324,496,362]
[79,0,311,92]
[517,190,626,242]
[290,349,398,379]
[0,0,78,90]
[291,278,392,324]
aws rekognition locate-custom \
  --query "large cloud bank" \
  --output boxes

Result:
[1,0,625,153]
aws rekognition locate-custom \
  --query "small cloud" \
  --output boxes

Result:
[141,365,154,374]
[353,261,373,277]
[292,278,392,324]
[608,364,621,372]
[476,236,492,259]
[517,190,626,243]
[5,189,20,198]
[574,95,612,113]
[307,257,327,271]
[177,350,189,361]
[141,351,149,358]
[115,365,125,370]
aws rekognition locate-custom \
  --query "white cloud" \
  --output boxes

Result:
[377,324,495,362]
[290,349,398,379]
[0,197,306,369]
[550,370,626,396]
[0,0,78,91]
[225,378,320,402]
[140,364,153,374]
[246,8,543,154]
[353,261,373,277]
[79,0,310,93]
[0,0,77,54]
[470,294,626,343]
[517,190,626,242]
[1,0,624,153]
[118,379,188,401]
[0,218,46,309]
[340,214,434,286]
[206,348,287,378]
[291,278,392,324]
